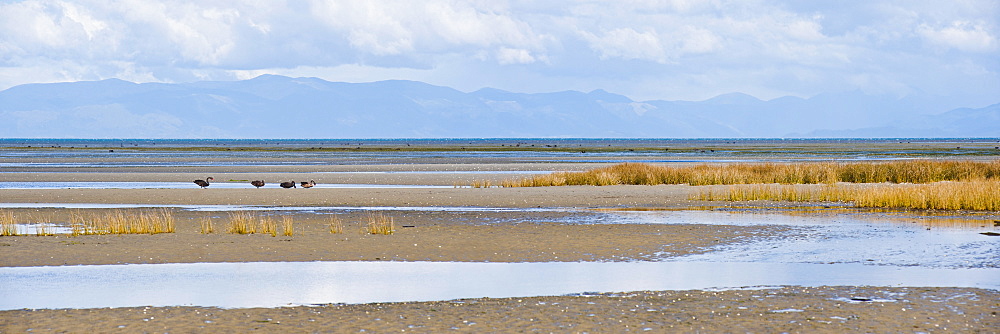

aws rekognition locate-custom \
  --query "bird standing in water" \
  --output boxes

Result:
[194,177,214,188]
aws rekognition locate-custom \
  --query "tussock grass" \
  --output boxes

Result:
[696,180,1000,211]
[67,209,176,235]
[29,214,56,236]
[199,217,215,234]
[35,223,54,236]
[281,216,294,237]
[328,216,344,234]
[226,211,257,234]
[225,212,293,236]
[503,160,1000,187]
[365,212,395,235]
[1,210,19,236]
[471,180,494,188]
[260,216,278,237]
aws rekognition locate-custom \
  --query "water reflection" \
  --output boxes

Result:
[1,261,996,310]
[0,182,453,190]
[596,209,999,268]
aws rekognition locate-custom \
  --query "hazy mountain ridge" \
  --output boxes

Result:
[0,75,995,138]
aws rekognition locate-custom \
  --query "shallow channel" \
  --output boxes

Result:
[0,181,455,189]
[1,261,997,310]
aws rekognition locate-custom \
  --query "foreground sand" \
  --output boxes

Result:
[2,165,998,332]
[3,287,997,332]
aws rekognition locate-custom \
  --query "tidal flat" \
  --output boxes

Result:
[1,139,998,332]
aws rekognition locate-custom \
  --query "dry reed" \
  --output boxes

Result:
[471,180,494,188]
[328,216,344,234]
[281,216,294,236]
[696,180,1000,211]
[226,211,257,234]
[365,212,395,235]
[65,209,176,235]
[260,216,278,237]
[199,217,215,234]
[503,160,1000,187]
[1,210,19,236]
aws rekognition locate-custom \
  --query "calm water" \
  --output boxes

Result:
[2,138,997,166]
[11,138,984,149]
[1,261,996,310]
[0,181,455,190]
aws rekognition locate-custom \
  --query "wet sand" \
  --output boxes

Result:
[3,287,996,333]
[1,163,998,332]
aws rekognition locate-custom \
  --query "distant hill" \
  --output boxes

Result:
[0,75,995,138]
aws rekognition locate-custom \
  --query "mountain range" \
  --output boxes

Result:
[1,75,996,138]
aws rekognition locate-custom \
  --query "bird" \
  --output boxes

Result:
[250,180,265,188]
[300,180,316,188]
[279,181,296,188]
[193,177,214,188]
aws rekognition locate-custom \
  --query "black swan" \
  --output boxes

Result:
[193,177,214,188]
[279,181,296,188]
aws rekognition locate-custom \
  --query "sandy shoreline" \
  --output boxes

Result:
[4,287,997,332]
[2,163,998,332]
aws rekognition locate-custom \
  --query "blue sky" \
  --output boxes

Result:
[1,0,997,107]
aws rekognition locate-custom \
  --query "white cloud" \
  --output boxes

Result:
[0,0,995,108]
[496,48,537,65]
[918,21,997,52]
[583,28,668,63]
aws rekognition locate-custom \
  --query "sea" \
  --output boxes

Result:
[1,138,996,149]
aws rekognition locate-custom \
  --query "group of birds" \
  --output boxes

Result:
[193,177,316,189]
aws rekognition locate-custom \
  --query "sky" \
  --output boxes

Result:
[1,0,998,107]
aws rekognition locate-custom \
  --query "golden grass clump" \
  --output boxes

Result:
[224,212,291,236]
[199,217,215,234]
[696,180,1000,211]
[281,216,294,237]
[503,160,1000,187]
[1,210,19,236]
[67,209,176,235]
[471,180,494,188]
[328,216,345,234]
[260,216,278,237]
[365,212,395,235]
[226,211,257,234]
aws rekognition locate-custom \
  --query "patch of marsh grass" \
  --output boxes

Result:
[199,217,215,234]
[365,212,395,235]
[66,209,175,235]
[328,216,345,234]
[471,180,494,188]
[226,211,257,234]
[1,210,19,236]
[503,160,1000,187]
[281,216,294,237]
[224,212,290,236]
[260,216,278,237]
[696,180,1000,211]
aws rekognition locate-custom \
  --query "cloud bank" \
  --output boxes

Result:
[1,0,997,107]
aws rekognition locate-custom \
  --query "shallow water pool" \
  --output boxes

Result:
[1,261,996,310]
[0,181,454,190]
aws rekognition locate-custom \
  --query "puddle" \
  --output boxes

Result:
[1,261,996,310]
[0,203,563,212]
[2,223,73,235]
[597,209,1000,269]
[311,171,551,174]
[0,182,453,190]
